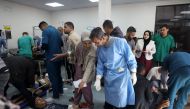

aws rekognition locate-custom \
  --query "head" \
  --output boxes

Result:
[160,24,169,37]
[103,20,113,35]
[38,21,48,31]
[57,27,64,35]
[137,64,146,76]
[81,32,92,49]
[126,26,136,39]
[90,27,108,47]
[22,32,29,36]
[64,22,74,34]
[143,30,152,40]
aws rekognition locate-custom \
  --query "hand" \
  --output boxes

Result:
[78,81,85,93]
[50,54,65,61]
[148,51,151,55]
[94,75,102,91]
[32,47,37,51]
[131,72,137,85]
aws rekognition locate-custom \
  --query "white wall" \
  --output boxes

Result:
[51,7,98,35]
[51,0,190,37]
[0,0,51,48]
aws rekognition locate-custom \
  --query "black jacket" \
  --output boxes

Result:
[3,56,35,87]
[133,74,153,109]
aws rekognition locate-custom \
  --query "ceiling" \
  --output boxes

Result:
[5,0,158,12]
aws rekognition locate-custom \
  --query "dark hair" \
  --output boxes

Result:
[65,22,74,29]
[161,24,169,29]
[144,30,152,40]
[38,21,48,28]
[103,20,113,29]
[127,26,136,33]
[90,27,105,39]
[22,32,29,36]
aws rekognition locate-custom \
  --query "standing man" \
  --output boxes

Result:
[18,32,34,59]
[39,21,63,99]
[91,27,137,109]
[52,22,80,81]
[161,52,190,109]
[153,24,175,66]
[72,32,96,109]
[103,20,124,38]
[125,26,137,54]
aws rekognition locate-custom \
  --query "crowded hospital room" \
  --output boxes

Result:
[0,0,190,109]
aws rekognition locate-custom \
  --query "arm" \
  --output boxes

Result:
[146,68,154,80]
[82,56,96,83]
[123,39,137,73]
[94,49,105,91]
[96,49,105,77]
[41,31,48,50]
[170,37,175,53]
[2,39,7,49]
[123,39,137,85]
[150,41,156,54]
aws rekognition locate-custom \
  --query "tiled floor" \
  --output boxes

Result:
[43,84,105,109]
[6,65,190,109]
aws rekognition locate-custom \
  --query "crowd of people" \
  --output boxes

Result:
[0,19,189,109]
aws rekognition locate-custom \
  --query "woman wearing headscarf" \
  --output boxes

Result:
[135,30,156,75]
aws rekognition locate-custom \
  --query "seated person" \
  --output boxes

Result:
[133,64,153,109]
[133,64,169,109]
[146,67,168,90]
[0,56,46,108]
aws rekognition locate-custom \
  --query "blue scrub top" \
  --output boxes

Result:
[42,25,63,60]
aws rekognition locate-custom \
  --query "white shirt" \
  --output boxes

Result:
[146,67,161,80]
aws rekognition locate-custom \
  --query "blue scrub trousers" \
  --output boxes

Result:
[46,60,63,98]
[168,66,190,109]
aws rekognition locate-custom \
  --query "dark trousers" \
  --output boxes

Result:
[4,81,36,108]
[63,58,75,80]
[46,60,63,98]
[74,82,93,107]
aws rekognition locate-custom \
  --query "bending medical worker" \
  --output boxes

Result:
[90,27,137,109]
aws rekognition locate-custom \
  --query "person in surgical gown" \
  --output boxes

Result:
[90,27,137,109]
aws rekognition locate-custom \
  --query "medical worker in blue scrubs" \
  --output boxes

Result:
[39,21,63,99]
[90,27,137,109]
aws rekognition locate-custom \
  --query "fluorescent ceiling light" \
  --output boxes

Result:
[45,2,64,7]
[180,11,190,14]
[89,0,99,2]
[174,16,183,19]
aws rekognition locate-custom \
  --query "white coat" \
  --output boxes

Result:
[135,39,156,60]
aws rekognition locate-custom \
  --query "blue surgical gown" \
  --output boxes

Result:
[96,37,137,107]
